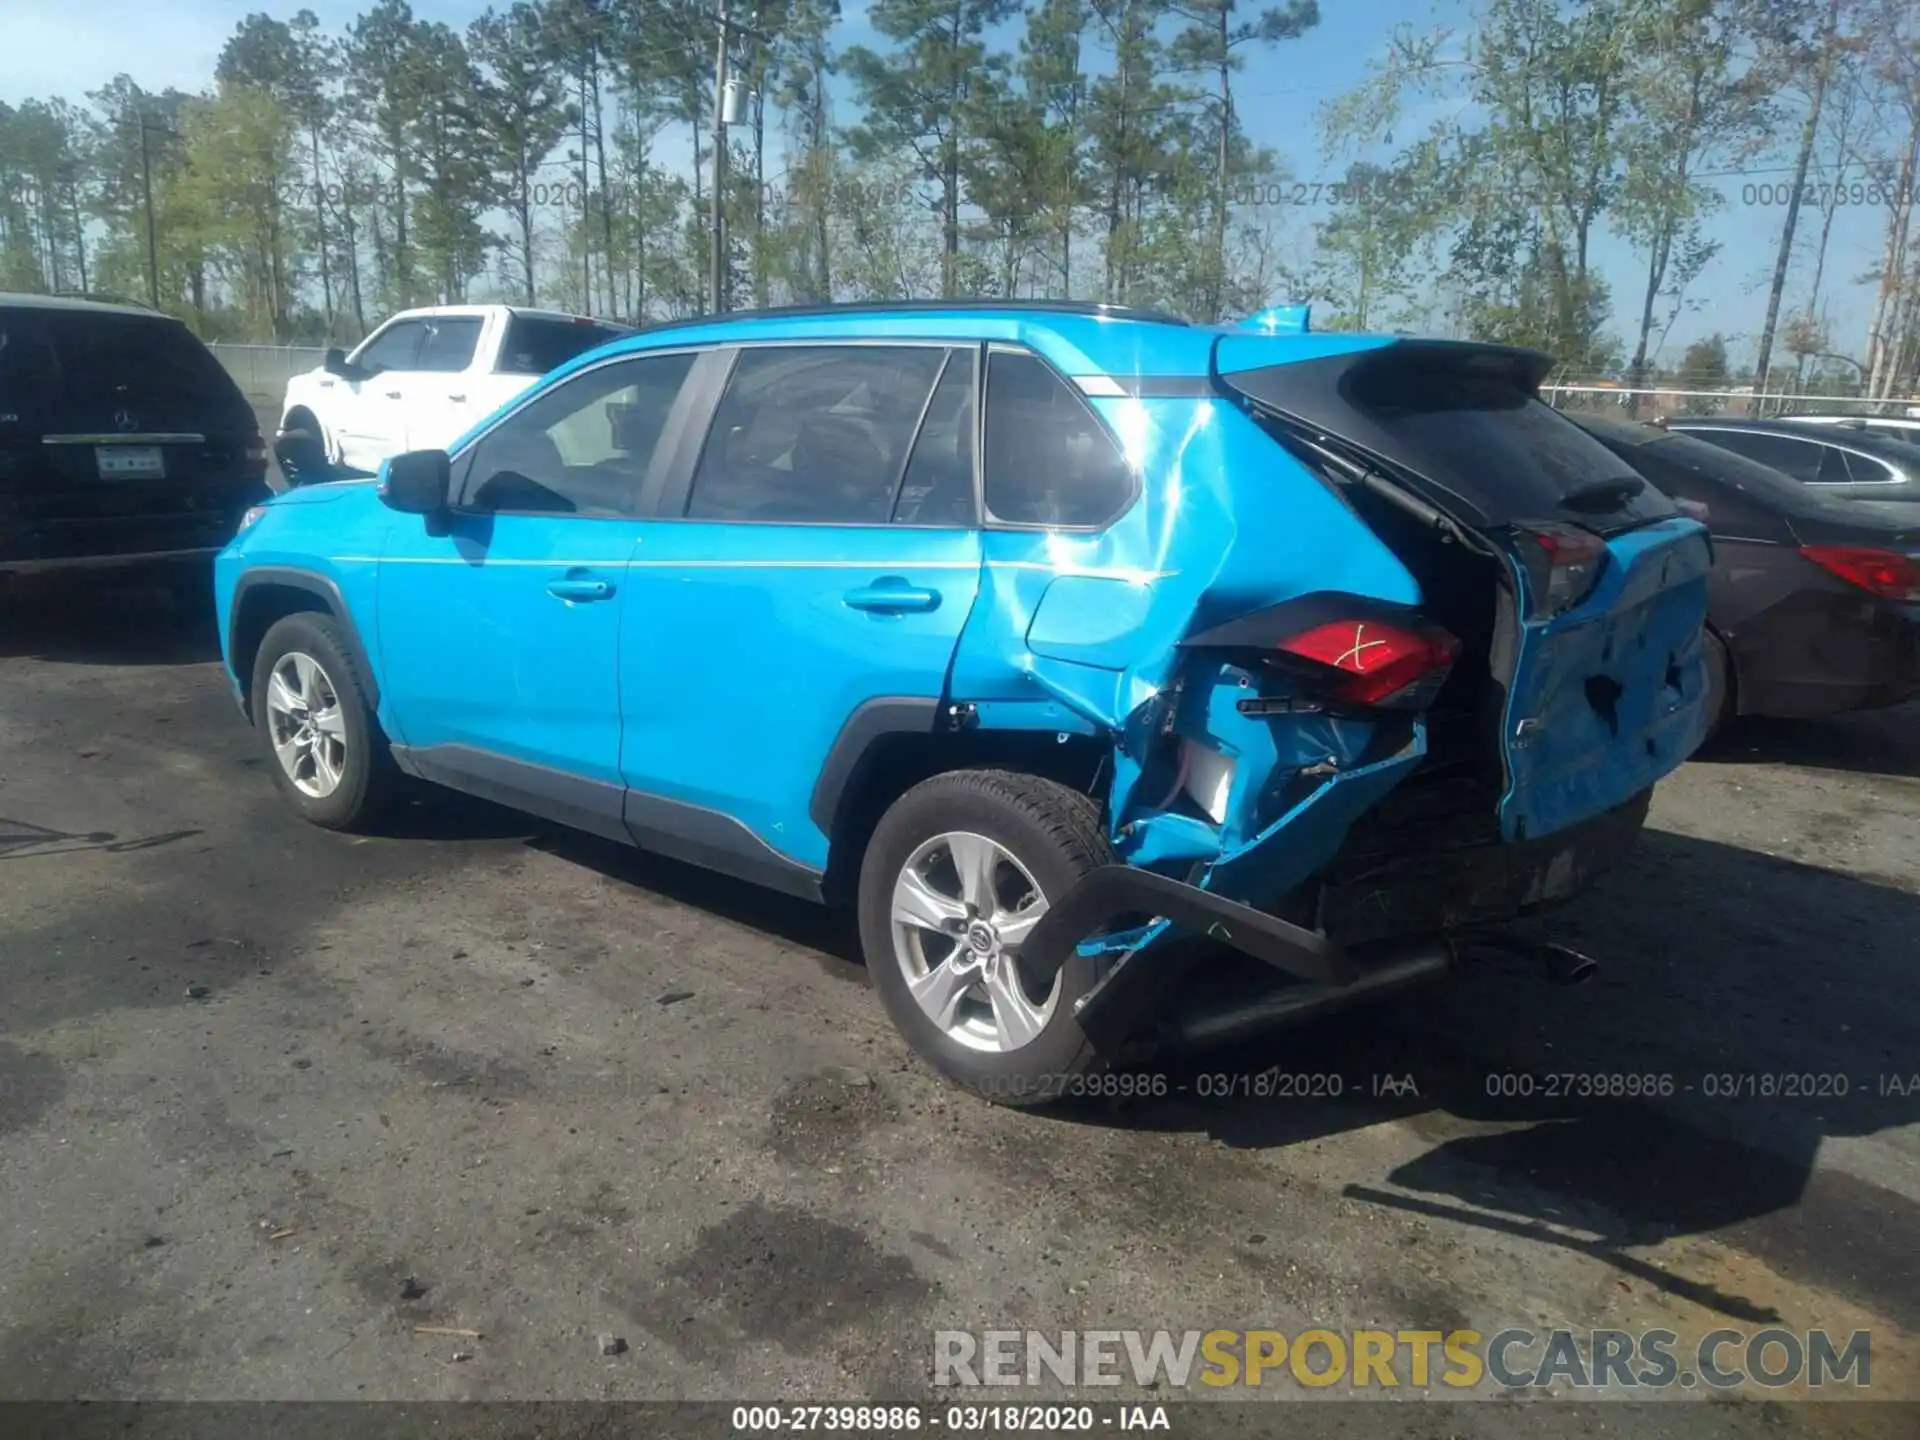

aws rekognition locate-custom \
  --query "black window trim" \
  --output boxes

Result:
[447,344,711,520]
[657,338,983,530]
[981,341,1142,534]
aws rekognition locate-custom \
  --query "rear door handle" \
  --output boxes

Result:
[447,393,466,403]
[384,389,402,399]
[547,570,616,602]
[844,578,940,613]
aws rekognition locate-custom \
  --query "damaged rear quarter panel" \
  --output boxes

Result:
[948,358,1429,904]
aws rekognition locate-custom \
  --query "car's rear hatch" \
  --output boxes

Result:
[0,305,266,563]
[1216,335,1713,843]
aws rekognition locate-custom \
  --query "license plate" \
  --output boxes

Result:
[96,445,165,479]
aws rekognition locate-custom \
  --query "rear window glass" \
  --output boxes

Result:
[497,316,631,376]
[1349,364,1675,530]
[0,307,247,434]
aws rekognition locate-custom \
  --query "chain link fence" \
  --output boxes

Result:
[206,343,328,405]
[1543,384,1920,421]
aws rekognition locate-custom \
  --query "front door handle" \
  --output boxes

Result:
[547,570,616,603]
[447,393,466,403]
[384,389,402,399]
[844,578,940,613]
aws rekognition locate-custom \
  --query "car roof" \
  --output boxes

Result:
[630,299,1190,337]
[1779,413,1920,427]
[0,290,175,320]
[1668,417,1920,463]
[573,298,1247,383]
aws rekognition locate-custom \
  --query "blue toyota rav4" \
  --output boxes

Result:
[216,300,1712,1104]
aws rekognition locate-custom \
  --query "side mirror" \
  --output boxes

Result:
[323,346,359,379]
[378,449,451,517]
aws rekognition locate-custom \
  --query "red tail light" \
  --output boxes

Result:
[244,432,269,478]
[1276,619,1462,708]
[1800,544,1920,601]
[1516,522,1608,617]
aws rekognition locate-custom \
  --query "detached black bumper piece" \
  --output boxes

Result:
[1020,865,1355,993]
[1021,789,1654,1056]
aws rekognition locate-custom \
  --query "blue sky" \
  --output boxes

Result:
[0,0,1888,374]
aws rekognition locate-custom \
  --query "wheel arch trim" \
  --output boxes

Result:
[228,566,380,714]
[808,696,944,839]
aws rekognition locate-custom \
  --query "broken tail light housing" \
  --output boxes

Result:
[1799,544,1920,601]
[1275,618,1462,709]
[1516,522,1608,617]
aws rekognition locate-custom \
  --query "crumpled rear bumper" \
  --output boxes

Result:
[1022,787,1653,1054]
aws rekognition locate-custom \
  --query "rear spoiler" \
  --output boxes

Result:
[1210,335,1559,531]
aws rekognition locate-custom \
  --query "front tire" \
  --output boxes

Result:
[858,769,1116,1106]
[251,611,396,830]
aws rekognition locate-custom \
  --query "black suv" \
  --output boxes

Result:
[0,293,270,604]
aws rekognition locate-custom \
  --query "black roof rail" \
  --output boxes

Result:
[630,298,1190,337]
[50,288,155,310]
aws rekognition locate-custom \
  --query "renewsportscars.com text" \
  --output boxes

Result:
[933,1328,1872,1391]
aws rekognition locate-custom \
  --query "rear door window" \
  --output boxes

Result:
[0,306,249,435]
[893,348,976,525]
[983,349,1135,527]
[415,316,483,373]
[1699,430,1825,483]
[687,345,948,524]
[497,315,632,376]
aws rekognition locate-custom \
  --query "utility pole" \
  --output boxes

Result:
[138,114,159,309]
[578,67,594,315]
[710,0,731,315]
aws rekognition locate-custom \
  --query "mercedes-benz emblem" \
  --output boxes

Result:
[113,408,137,432]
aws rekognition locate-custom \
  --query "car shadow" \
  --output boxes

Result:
[0,582,222,666]
[1058,828,1920,1328]
[529,825,867,978]
[1693,702,1920,779]
[375,774,1920,1331]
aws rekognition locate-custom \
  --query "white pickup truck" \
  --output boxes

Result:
[276,304,632,481]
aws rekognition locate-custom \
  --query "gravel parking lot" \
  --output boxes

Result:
[1,583,1916,1434]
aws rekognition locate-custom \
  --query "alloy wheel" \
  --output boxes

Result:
[890,831,1059,1053]
[265,650,348,799]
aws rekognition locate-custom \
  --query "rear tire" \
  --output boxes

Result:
[1703,628,1735,740]
[251,611,397,831]
[858,769,1116,1106]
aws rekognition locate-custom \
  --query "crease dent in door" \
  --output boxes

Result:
[951,335,1433,920]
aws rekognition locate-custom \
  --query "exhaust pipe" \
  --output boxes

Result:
[1456,934,1600,986]
[1171,938,1453,1051]
[1539,941,1598,986]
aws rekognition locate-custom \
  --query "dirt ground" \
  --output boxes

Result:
[1,582,1916,1438]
